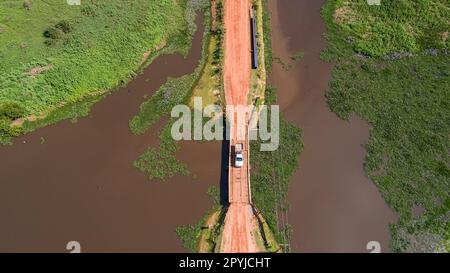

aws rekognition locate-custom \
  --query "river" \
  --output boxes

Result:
[0,2,398,253]
[0,15,222,252]
[269,0,397,252]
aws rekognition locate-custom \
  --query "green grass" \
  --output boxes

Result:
[250,2,303,246]
[322,0,449,58]
[323,0,450,252]
[176,216,205,252]
[22,92,105,133]
[189,34,221,107]
[175,210,209,253]
[249,0,267,103]
[250,104,304,245]
[0,0,198,143]
[190,0,224,107]
[134,121,189,181]
[131,2,210,181]
[262,0,273,73]
[129,73,202,135]
[129,3,210,136]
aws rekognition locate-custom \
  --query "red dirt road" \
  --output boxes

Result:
[223,0,251,106]
[220,0,258,253]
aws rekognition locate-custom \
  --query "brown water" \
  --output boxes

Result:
[269,0,397,252]
[0,3,398,253]
[0,15,222,252]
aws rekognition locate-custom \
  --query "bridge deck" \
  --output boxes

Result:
[220,0,257,253]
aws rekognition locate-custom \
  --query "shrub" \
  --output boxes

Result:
[43,26,63,40]
[55,20,73,33]
[0,102,25,120]
[23,0,32,10]
[0,118,22,144]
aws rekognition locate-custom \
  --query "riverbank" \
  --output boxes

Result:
[322,0,449,252]
[0,0,201,144]
[129,2,211,181]
[177,0,303,253]
[269,0,397,252]
[0,5,218,252]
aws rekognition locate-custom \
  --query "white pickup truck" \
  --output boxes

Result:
[235,144,244,168]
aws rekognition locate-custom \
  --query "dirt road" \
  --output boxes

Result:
[220,0,258,253]
[223,0,251,106]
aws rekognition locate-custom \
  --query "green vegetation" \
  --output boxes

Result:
[130,73,202,135]
[0,0,199,143]
[0,102,25,120]
[176,216,205,252]
[22,93,105,134]
[323,0,450,252]
[43,19,74,46]
[190,0,224,107]
[249,2,303,247]
[245,0,304,248]
[253,207,282,252]
[0,122,21,144]
[271,51,303,72]
[130,1,210,181]
[211,0,225,76]
[262,0,273,73]
[0,102,25,144]
[176,0,303,252]
[134,122,189,180]
[129,1,210,136]
[323,0,449,58]
[173,3,226,252]
[176,186,226,252]
[177,202,206,252]
[250,103,304,246]
[249,0,267,103]
[272,56,293,71]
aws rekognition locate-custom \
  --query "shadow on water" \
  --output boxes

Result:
[219,118,230,206]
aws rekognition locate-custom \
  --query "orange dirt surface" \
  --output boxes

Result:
[220,0,258,253]
[223,0,251,106]
[220,203,258,253]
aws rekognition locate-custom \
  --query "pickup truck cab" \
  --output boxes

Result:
[235,144,244,168]
[235,153,244,168]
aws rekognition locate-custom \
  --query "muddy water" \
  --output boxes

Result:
[0,15,221,252]
[269,0,397,252]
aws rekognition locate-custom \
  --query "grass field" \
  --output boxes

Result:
[322,0,449,59]
[250,108,303,247]
[323,0,449,252]
[0,0,198,143]
[249,0,267,104]
[189,0,224,107]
